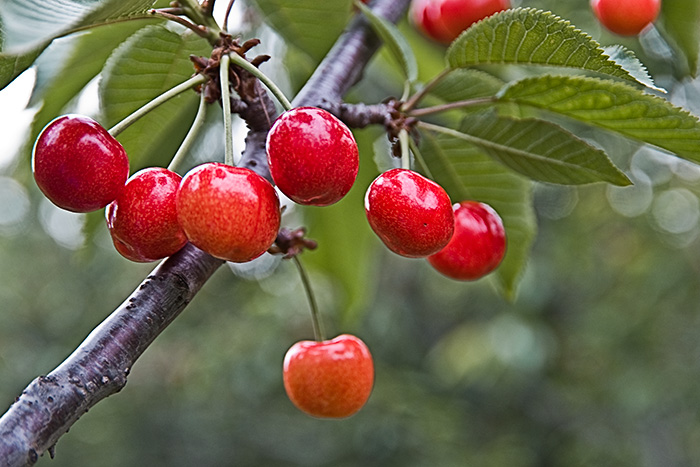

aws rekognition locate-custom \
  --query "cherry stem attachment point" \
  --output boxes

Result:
[108,74,207,138]
[220,54,234,166]
[399,129,411,170]
[228,52,292,111]
[292,256,325,342]
[168,90,208,173]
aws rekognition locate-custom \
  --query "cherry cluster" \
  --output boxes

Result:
[31,101,506,418]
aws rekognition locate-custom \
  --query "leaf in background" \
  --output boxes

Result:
[660,0,700,77]
[0,49,42,89]
[499,75,700,164]
[418,130,536,298]
[0,0,157,54]
[99,25,211,171]
[249,0,353,62]
[422,110,630,186]
[25,21,151,162]
[355,0,418,84]
[601,45,662,92]
[446,8,644,87]
[303,129,380,326]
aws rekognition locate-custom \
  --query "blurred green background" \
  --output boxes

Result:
[2,0,700,465]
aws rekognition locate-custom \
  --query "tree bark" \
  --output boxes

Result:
[0,0,411,464]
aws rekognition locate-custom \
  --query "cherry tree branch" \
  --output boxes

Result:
[0,0,410,464]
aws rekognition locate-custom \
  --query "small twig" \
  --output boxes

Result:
[402,68,452,112]
[223,0,236,32]
[149,9,210,39]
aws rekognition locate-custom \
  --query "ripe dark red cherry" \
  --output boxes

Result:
[410,0,510,45]
[283,334,374,419]
[266,107,359,206]
[106,168,187,263]
[428,201,506,280]
[32,114,129,212]
[176,163,280,263]
[591,0,660,36]
[365,168,454,258]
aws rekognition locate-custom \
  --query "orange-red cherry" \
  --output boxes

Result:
[266,107,359,206]
[591,0,660,36]
[32,114,129,213]
[365,168,454,258]
[283,334,374,419]
[428,201,506,280]
[106,167,187,263]
[176,163,280,262]
[410,0,510,45]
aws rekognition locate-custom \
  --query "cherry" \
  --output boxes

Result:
[32,114,129,213]
[428,201,506,280]
[365,168,454,258]
[106,168,187,263]
[176,163,281,262]
[283,334,374,418]
[266,107,359,206]
[410,0,510,45]
[591,0,660,36]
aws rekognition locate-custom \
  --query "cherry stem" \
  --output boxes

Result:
[168,91,208,173]
[228,52,292,111]
[402,68,451,112]
[408,136,434,179]
[292,256,325,342]
[220,54,234,166]
[408,96,495,118]
[399,129,411,170]
[108,74,207,138]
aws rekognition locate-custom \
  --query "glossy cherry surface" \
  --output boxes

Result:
[591,0,660,36]
[365,168,454,258]
[266,107,359,206]
[32,114,129,212]
[176,163,281,262]
[106,168,186,263]
[411,0,510,44]
[428,201,506,280]
[283,334,374,419]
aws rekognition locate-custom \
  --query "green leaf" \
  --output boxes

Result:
[446,8,643,86]
[25,22,150,161]
[0,49,41,89]
[429,69,505,102]
[99,24,212,171]
[0,0,156,53]
[499,75,700,164]
[660,0,700,77]
[249,0,353,62]
[601,45,662,92]
[422,111,631,186]
[355,0,418,83]
[418,130,536,298]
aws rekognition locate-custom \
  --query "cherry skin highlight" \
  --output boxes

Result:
[266,107,359,206]
[410,0,510,45]
[591,0,661,36]
[365,168,454,258]
[428,201,506,280]
[106,168,187,263]
[176,163,281,262]
[32,114,129,213]
[283,334,374,419]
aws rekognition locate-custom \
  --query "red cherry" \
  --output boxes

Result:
[266,107,359,206]
[591,0,660,36]
[176,163,281,262]
[32,114,129,213]
[365,168,454,258]
[428,201,506,280]
[283,334,374,419]
[106,167,187,262]
[410,0,510,45]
